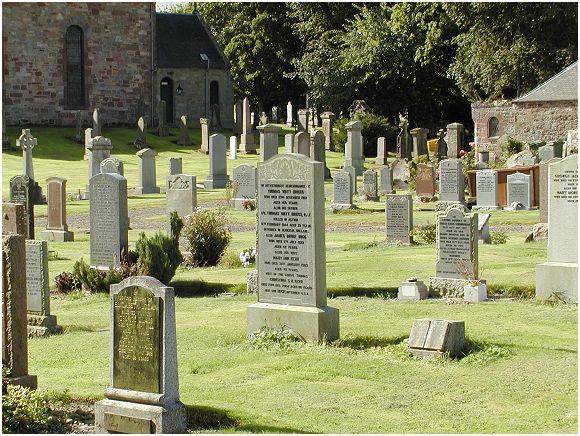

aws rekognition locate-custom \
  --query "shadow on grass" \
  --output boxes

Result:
[62,324,98,333]
[328,287,398,299]
[333,334,408,350]
[170,279,245,298]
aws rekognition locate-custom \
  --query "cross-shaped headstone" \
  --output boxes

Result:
[17,129,37,179]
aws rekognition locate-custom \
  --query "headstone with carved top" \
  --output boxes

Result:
[41,177,74,242]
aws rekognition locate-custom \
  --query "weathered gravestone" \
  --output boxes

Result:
[362,169,378,201]
[177,115,192,146]
[100,158,124,176]
[410,127,429,157]
[92,107,102,136]
[344,121,365,176]
[2,203,27,236]
[89,173,128,269]
[539,158,562,223]
[135,148,160,194]
[415,163,436,199]
[74,110,83,142]
[538,145,555,163]
[376,137,388,166]
[157,101,169,137]
[331,171,353,210]
[435,129,447,159]
[41,177,74,242]
[247,154,340,342]
[84,127,93,160]
[229,136,237,160]
[284,134,294,154]
[343,165,357,195]
[239,97,256,154]
[258,123,280,162]
[446,122,463,158]
[271,106,278,124]
[166,174,196,243]
[408,319,465,358]
[429,206,478,297]
[506,149,537,168]
[385,194,413,245]
[9,175,34,239]
[437,159,465,211]
[379,167,393,195]
[94,276,187,433]
[17,128,36,179]
[320,111,335,151]
[2,234,38,389]
[478,213,491,244]
[199,118,209,154]
[391,158,410,190]
[286,101,293,127]
[397,116,412,160]
[168,157,182,176]
[234,100,243,136]
[536,154,578,303]
[473,169,500,210]
[203,134,230,189]
[506,172,531,210]
[134,117,147,149]
[231,164,257,209]
[297,109,309,132]
[26,240,61,336]
[294,131,310,157]
[310,130,331,179]
[86,135,113,196]
[398,278,428,300]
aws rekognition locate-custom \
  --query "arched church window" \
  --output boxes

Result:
[488,117,499,138]
[65,26,85,107]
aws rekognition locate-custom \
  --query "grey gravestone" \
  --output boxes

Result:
[100,158,124,176]
[379,167,393,195]
[506,150,537,168]
[168,157,182,176]
[199,118,209,154]
[321,112,335,151]
[86,135,113,196]
[473,169,500,210]
[294,131,310,157]
[415,163,436,198]
[410,127,428,157]
[74,111,83,142]
[41,177,74,242]
[234,100,243,136]
[446,122,463,158]
[247,154,339,342]
[344,120,364,175]
[271,106,278,123]
[26,240,61,336]
[166,174,196,242]
[239,97,256,154]
[229,136,237,160]
[2,203,27,236]
[397,116,412,160]
[94,276,187,434]
[204,134,230,189]
[135,148,160,194]
[157,101,168,137]
[232,164,257,209]
[17,129,36,179]
[438,159,464,202]
[398,279,428,300]
[362,169,378,201]
[84,127,93,160]
[134,117,147,149]
[538,145,555,162]
[539,158,561,223]
[506,173,531,210]
[436,129,447,159]
[478,213,491,244]
[92,107,102,136]
[536,155,578,302]
[286,101,293,126]
[89,173,128,269]
[177,116,192,146]
[258,123,280,162]
[297,109,308,132]
[376,137,388,165]
[332,171,353,210]
[391,158,410,190]
[343,165,357,195]
[9,175,34,239]
[386,194,413,245]
[2,234,38,389]
[284,134,294,154]
[310,130,330,179]
[408,319,465,358]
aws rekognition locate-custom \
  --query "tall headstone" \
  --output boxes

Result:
[397,115,412,160]
[379,167,393,195]
[86,135,113,195]
[258,123,280,162]
[438,159,464,202]
[410,127,429,157]
[89,172,128,269]
[84,127,93,160]
[229,136,237,160]
[321,111,335,151]
[92,107,102,136]
[2,234,38,389]
[536,154,578,302]
[473,169,500,210]
[177,115,192,146]
[446,122,463,158]
[271,106,279,124]
[376,137,388,165]
[247,154,339,342]
[134,117,147,149]
[538,145,555,163]
[168,157,182,176]
[234,100,243,136]
[166,174,196,237]
[17,128,36,179]
[41,177,74,242]
[203,133,229,189]
[9,175,34,239]
[100,158,124,176]
[286,101,293,127]
[539,157,562,223]
[362,169,378,201]
[231,164,257,209]
[310,130,331,179]
[506,172,532,210]
[436,129,447,159]
[199,118,209,154]
[74,110,83,142]
[297,109,308,132]
[284,134,294,154]
[343,165,357,195]
[26,240,61,336]
[386,194,413,245]
[344,120,364,175]
[157,101,169,136]
[294,131,310,157]
[391,158,410,190]
[135,148,160,194]
[415,163,436,199]
[94,276,187,433]
[2,203,27,236]
[239,97,256,154]
[332,171,353,210]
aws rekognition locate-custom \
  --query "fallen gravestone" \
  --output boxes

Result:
[408,319,465,358]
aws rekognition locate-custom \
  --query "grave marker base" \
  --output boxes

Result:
[40,229,74,242]
[134,186,161,195]
[428,277,486,298]
[535,262,578,303]
[247,302,339,343]
[203,176,230,189]
[472,205,501,211]
[27,314,62,337]
[4,374,37,390]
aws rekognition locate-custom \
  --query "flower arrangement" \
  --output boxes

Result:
[239,247,257,267]
[242,197,256,211]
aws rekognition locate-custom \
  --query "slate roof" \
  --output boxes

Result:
[514,61,578,103]
[156,13,229,69]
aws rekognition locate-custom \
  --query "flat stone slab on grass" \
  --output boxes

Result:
[408,319,465,358]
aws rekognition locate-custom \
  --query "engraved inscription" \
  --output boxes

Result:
[552,168,578,203]
[103,413,153,434]
[90,180,120,267]
[436,216,473,278]
[168,176,190,190]
[333,173,350,204]
[25,243,43,313]
[233,167,256,199]
[386,196,411,243]
[47,182,62,229]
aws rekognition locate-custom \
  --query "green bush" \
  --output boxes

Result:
[2,385,60,433]
[332,117,348,152]
[182,209,231,267]
[72,258,124,293]
[411,224,437,245]
[134,212,183,284]
[491,230,508,245]
[407,154,431,190]
[358,112,396,157]
[54,271,81,294]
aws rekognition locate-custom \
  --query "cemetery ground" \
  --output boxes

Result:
[2,127,578,433]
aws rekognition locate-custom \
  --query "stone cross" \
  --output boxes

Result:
[177,115,192,146]
[17,129,37,180]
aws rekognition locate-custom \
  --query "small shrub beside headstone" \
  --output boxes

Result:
[182,209,231,267]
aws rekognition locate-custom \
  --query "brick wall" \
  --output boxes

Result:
[2,3,154,126]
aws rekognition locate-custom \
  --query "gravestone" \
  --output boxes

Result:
[286,101,293,126]
[135,148,160,194]
[166,174,196,239]
[284,134,294,154]
[397,116,412,160]
[157,101,168,136]
[26,240,61,336]
[310,130,331,179]
[379,167,393,195]
[168,157,182,176]
[415,163,436,199]
[309,107,316,130]
[362,169,378,201]
[438,159,464,202]
[506,149,537,168]
[94,276,187,433]
[134,117,147,149]
[478,213,491,244]
[9,175,34,239]
[17,128,36,179]
[271,106,278,124]
[177,115,192,146]
[410,127,429,157]
[408,319,465,358]
[473,169,500,210]
[391,158,410,190]
[297,109,308,132]
[199,118,209,154]
[231,164,257,209]
[538,145,554,163]
[536,154,578,302]
[398,278,428,300]
[92,107,102,136]
[343,165,357,195]
[41,177,74,242]
[435,129,447,159]
[2,203,27,236]
[203,134,229,189]
[259,112,268,126]
[229,136,237,160]
[258,123,280,162]
[344,120,364,175]
[506,172,531,210]
[211,103,221,128]
[429,206,478,297]
[247,154,340,342]
[376,137,388,165]
[331,171,353,210]
[385,194,413,245]
[100,158,124,176]
[234,100,242,136]
[539,158,562,223]
[239,97,256,154]
[446,122,463,158]
[74,111,83,142]
[294,131,310,157]
[2,234,38,389]
[89,173,128,269]
[321,112,335,151]
[84,127,93,160]
[86,135,113,196]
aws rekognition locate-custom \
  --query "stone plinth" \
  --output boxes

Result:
[398,280,428,300]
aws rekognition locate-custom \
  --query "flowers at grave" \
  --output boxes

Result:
[239,247,256,267]
[242,197,256,211]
